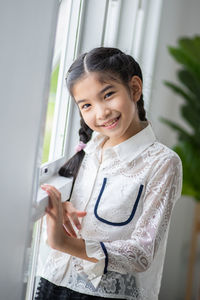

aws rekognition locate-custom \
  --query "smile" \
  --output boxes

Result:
[101,116,121,129]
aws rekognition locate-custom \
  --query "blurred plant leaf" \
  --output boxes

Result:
[168,40,200,81]
[164,81,198,107]
[161,36,200,201]
[178,36,200,65]
[159,117,198,145]
[174,143,200,201]
[177,69,200,100]
[181,105,200,132]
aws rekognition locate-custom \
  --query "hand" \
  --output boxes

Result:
[41,184,67,250]
[62,202,87,237]
[41,184,97,262]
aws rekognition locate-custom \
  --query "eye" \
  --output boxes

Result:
[104,91,114,99]
[81,103,91,110]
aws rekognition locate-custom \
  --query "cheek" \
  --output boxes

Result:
[117,100,136,118]
[81,112,95,129]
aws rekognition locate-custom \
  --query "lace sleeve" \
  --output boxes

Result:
[101,155,182,275]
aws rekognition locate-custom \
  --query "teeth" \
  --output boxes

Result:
[104,118,118,126]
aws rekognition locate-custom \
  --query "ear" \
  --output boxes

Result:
[129,75,142,102]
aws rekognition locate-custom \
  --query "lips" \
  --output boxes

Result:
[99,115,121,129]
[100,115,121,128]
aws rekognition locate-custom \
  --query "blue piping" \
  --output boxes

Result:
[100,242,108,274]
[94,178,143,226]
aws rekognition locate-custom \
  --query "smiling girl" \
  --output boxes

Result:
[35,47,182,300]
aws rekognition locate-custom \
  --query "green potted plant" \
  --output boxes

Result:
[161,36,200,202]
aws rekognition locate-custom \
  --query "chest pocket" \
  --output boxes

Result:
[94,177,144,226]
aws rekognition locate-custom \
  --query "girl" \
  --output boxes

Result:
[35,47,182,300]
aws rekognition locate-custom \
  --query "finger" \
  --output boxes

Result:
[45,207,56,220]
[42,187,60,207]
[67,211,82,230]
[45,189,58,208]
[64,204,84,229]
[76,211,87,217]
[41,185,61,201]
[44,189,54,210]
[62,202,86,230]
[62,224,70,236]
[63,217,77,237]
[44,189,63,219]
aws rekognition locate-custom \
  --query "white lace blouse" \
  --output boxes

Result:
[40,123,182,300]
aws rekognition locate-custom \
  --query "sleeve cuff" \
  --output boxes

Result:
[82,240,107,288]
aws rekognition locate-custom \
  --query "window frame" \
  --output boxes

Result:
[48,0,84,164]
[38,0,111,183]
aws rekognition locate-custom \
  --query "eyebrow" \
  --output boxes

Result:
[99,84,114,95]
[76,84,114,104]
[76,99,87,104]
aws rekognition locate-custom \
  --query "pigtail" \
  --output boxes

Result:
[137,94,147,121]
[58,117,93,180]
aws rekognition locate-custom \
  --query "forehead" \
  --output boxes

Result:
[72,72,121,100]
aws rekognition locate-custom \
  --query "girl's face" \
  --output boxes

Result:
[72,72,144,147]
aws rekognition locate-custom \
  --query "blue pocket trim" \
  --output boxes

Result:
[94,178,143,226]
[100,242,108,274]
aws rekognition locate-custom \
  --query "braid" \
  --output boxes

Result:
[79,117,93,143]
[58,117,93,180]
[137,94,147,121]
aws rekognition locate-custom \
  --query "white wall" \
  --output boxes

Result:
[0,1,59,299]
[149,0,200,299]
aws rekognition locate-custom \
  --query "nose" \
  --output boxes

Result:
[96,103,111,120]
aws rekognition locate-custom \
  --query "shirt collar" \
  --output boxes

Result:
[84,122,157,162]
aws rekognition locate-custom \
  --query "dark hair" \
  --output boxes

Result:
[59,47,147,192]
